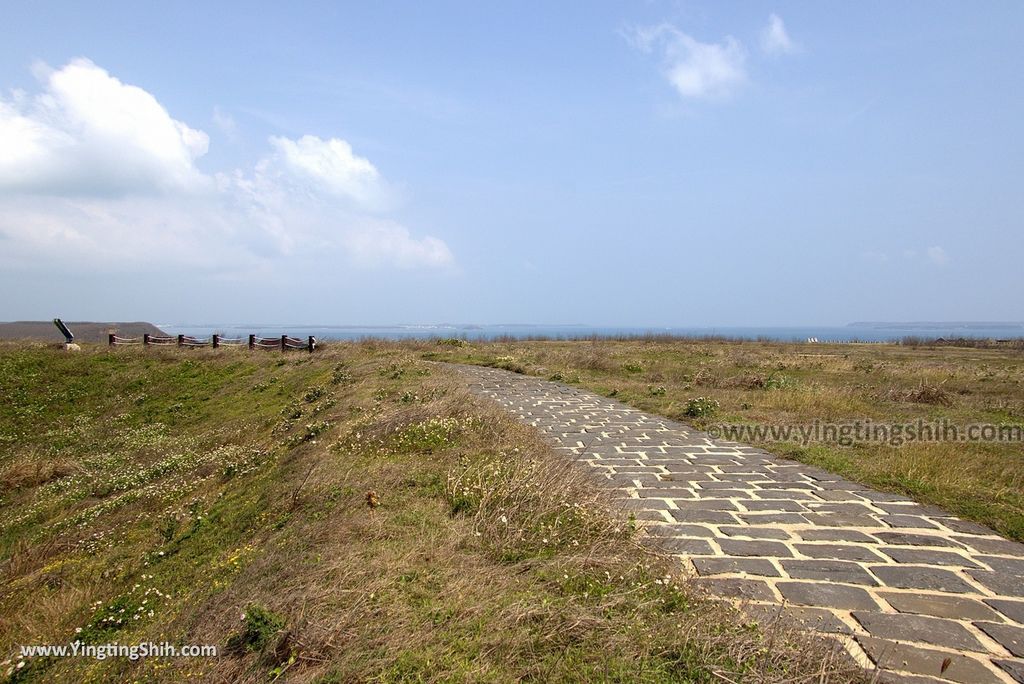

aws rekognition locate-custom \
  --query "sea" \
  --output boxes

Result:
[159,322,1024,344]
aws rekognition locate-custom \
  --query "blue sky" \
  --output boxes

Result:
[1,1,1021,326]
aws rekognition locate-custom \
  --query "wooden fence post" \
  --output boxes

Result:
[108,333,115,346]
[212,334,220,349]
[248,334,255,350]
[308,336,316,353]
[177,334,184,347]
[143,334,150,346]
[280,334,287,352]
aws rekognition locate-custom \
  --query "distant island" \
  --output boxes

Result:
[847,321,1024,331]
[0,321,167,343]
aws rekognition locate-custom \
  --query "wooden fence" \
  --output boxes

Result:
[109,333,317,353]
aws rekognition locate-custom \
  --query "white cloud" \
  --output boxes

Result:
[629,24,746,99]
[926,246,949,265]
[0,58,209,196]
[0,59,453,272]
[760,14,797,56]
[268,134,391,211]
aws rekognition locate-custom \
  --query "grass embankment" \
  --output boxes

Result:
[0,343,855,683]
[426,339,1024,542]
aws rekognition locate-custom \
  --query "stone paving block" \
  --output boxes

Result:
[852,611,985,651]
[645,523,715,539]
[669,509,739,525]
[994,658,1024,683]
[671,499,740,511]
[979,556,1024,575]
[871,566,977,593]
[954,536,1024,556]
[881,592,1004,621]
[742,603,853,634]
[880,547,982,568]
[692,557,780,577]
[695,577,776,602]
[737,512,807,525]
[619,498,671,510]
[968,571,1024,598]
[781,560,879,585]
[741,499,807,512]
[985,599,1024,624]
[974,622,1024,657]
[657,538,715,555]
[940,518,999,535]
[777,581,879,610]
[856,635,1004,684]
[875,532,966,549]
[718,539,794,558]
[880,515,941,530]
[794,543,885,562]
[719,525,792,540]
[799,528,879,543]
[802,512,879,528]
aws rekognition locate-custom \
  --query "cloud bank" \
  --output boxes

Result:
[0,59,452,273]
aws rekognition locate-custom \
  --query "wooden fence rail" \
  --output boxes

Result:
[109,333,317,353]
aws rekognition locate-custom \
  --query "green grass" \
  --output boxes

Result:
[0,342,856,683]
[426,338,1024,541]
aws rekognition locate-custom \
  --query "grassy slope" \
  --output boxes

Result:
[0,343,856,683]
[426,339,1024,542]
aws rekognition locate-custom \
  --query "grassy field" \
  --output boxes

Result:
[426,338,1024,542]
[0,342,855,683]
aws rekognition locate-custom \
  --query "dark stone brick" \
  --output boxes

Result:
[781,560,878,585]
[952,536,1024,556]
[718,539,793,558]
[879,514,940,529]
[852,612,985,651]
[812,489,867,502]
[742,604,852,634]
[974,621,1024,657]
[646,523,715,538]
[940,518,996,535]
[995,659,1024,683]
[776,581,879,610]
[881,592,1003,621]
[978,555,1024,575]
[985,598,1024,623]
[631,510,668,521]
[801,512,879,528]
[737,512,806,525]
[672,499,739,511]
[741,499,807,512]
[871,565,976,593]
[658,538,714,555]
[875,502,952,517]
[669,509,739,525]
[619,498,670,510]
[719,525,791,540]
[880,547,981,568]
[756,489,819,500]
[692,557,779,577]
[856,635,1003,683]
[874,532,965,549]
[794,543,885,562]
[695,577,775,601]
[799,528,878,543]
[968,571,1024,598]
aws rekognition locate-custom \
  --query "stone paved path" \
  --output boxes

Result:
[450,363,1024,684]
